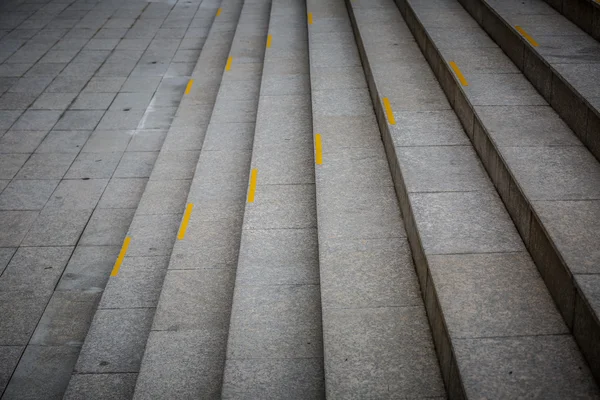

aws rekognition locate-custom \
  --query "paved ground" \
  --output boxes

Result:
[0,0,212,397]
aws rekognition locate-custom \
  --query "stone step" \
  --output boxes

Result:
[306,0,446,397]
[220,0,325,397]
[396,0,600,387]
[456,0,600,162]
[61,0,242,397]
[539,0,600,43]
[347,0,600,397]
[131,0,272,398]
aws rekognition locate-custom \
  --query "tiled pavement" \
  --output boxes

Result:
[0,0,215,397]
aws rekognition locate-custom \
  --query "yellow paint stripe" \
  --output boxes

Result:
[266,34,272,48]
[184,79,194,95]
[216,8,222,16]
[308,12,313,25]
[315,134,323,165]
[177,203,194,240]
[111,236,131,277]
[383,97,396,125]
[515,25,539,47]
[225,56,233,71]
[449,61,468,86]
[248,169,258,203]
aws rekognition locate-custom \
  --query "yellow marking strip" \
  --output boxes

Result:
[184,79,194,95]
[515,26,539,47]
[111,236,131,277]
[449,61,468,86]
[177,203,194,240]
[266,34,272,48]
[382,98,396,125]
[248,169,258,203]
[216,8,222,16]
[308,12,313,25]
[315,134,323,165]
[225,56,233,71]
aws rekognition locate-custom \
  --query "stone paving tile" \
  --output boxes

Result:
[22,208,92,246]
[79,208,135,246]
[0,211,39,246]
[0,130,49,153]
[32,92,78,110]
[0,346,23,395]
[29,290,101,346]
[44,179,108,210]
[70,93,117,110]
[0,247,16,276]
[81,130,134,153]
[56,245,121,292]
[2,345,81,400]
[12,110,61,131]
[64,152,123,179]
[36,130,92,153]
[54,110,105,130]
[0,179,59,210]
[113,151,158,178]
[97,178,148,209]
